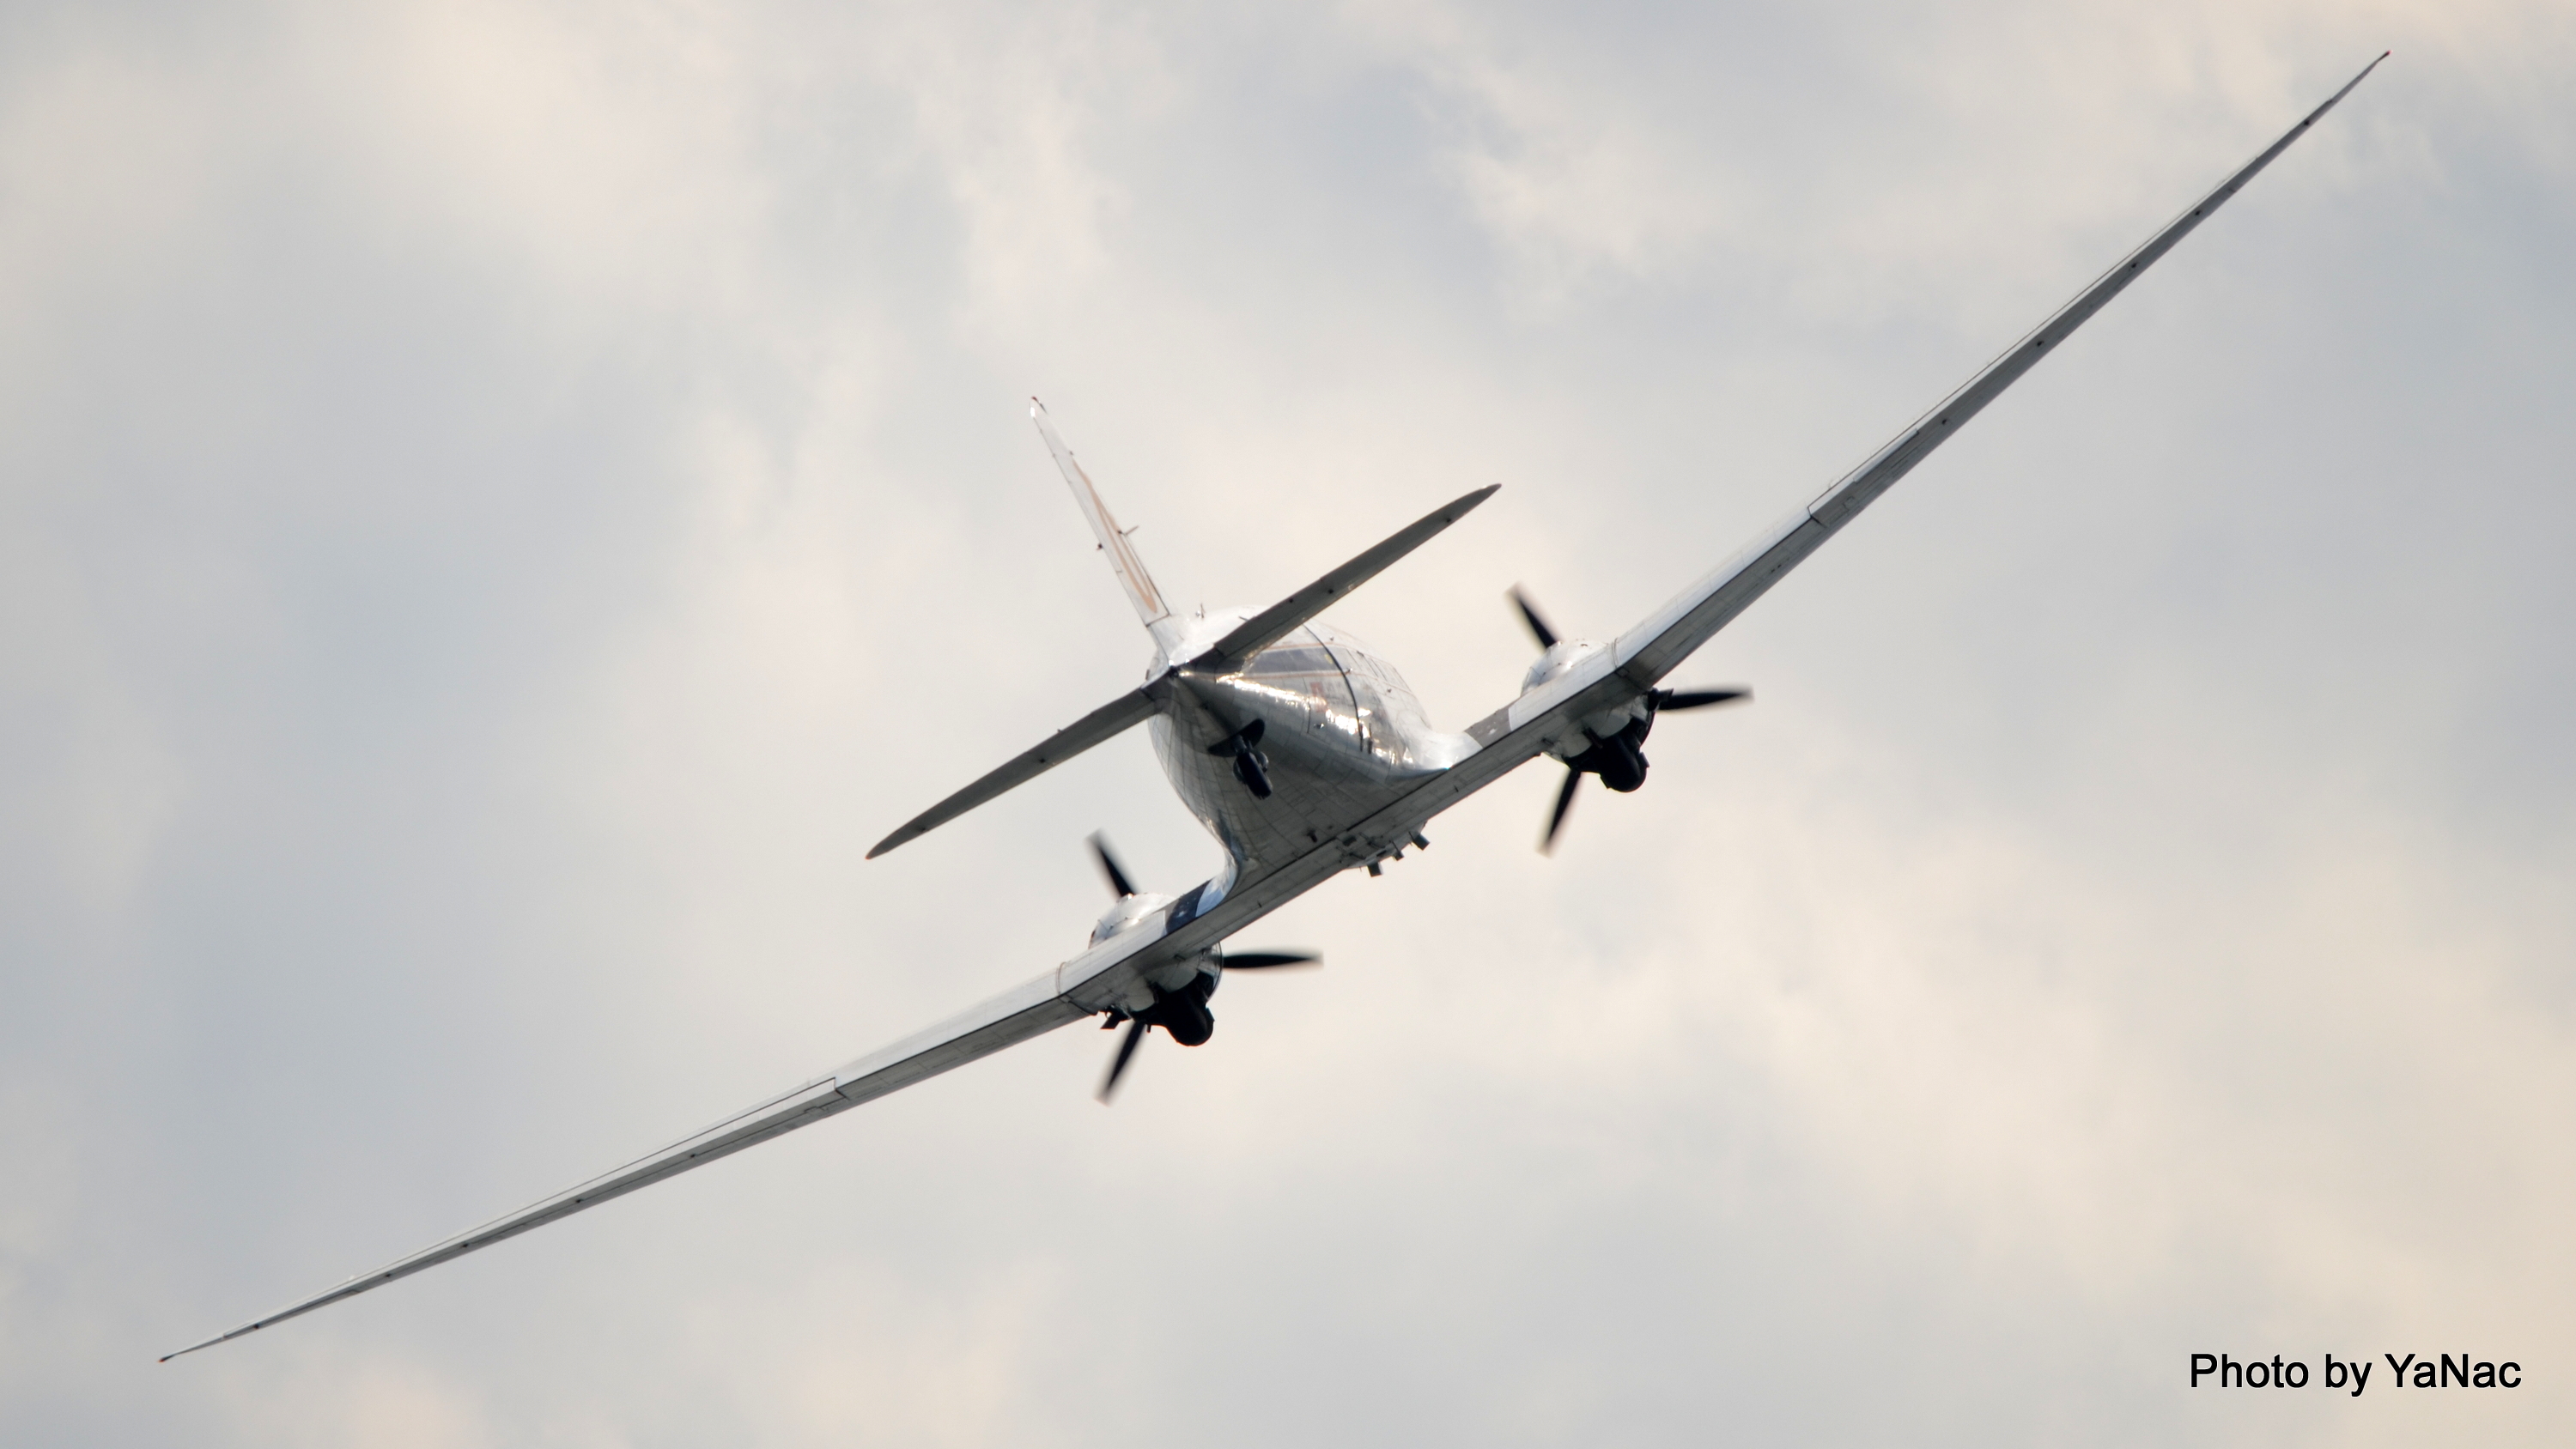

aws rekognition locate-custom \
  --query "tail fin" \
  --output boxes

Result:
[1031,400,1182,650]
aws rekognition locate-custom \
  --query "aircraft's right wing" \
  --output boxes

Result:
[1144,53,2395,906]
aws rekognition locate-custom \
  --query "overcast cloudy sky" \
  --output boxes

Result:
[4,1,2572,1444]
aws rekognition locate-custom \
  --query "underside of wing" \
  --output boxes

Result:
[1324,58,2395,863]
[162,969,1095,1360]
[1606,54,2385,692]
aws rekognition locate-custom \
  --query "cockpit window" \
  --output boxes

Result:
[1244,646,1338,676]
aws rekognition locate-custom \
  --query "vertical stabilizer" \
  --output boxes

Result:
[1031,400,1182,650]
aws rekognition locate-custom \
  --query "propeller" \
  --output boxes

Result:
[1541,767,1583,855]
[1653,687,1749,712]
[1509,585,1558,650]
[1099,1015,1149,1100]
[1094,979,1212,1101]
[1222,949,1319,970]
[1509,590,1751,854]
[1091,942,1320,1101]
[1082,831,1321,1100]
[1087,832,1137,898]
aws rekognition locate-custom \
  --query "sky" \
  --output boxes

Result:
[3,1,2573,1444]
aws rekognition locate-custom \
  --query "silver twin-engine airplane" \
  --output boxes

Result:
[165,56,2385,1360]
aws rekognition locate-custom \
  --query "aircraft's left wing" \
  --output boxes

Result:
[161,960,1121,1359]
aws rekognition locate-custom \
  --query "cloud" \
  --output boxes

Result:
[3,2,2572,1444]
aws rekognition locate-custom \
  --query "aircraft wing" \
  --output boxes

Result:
[1601,52,2385,694]
[1123,54,2393,940]
[162,959,1121,1359]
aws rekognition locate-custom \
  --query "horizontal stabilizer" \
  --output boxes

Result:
[869,483,1494,858]
[1187,484,1498,675]
[866,687,1163,859]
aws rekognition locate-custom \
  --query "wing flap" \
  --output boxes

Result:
[831,971,1089,1106]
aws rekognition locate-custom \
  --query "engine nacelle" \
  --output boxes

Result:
[1574,715,1651,791]
[1519,638,1607,694]
[1091,891,1175,947]
[1157,986,1215,1046]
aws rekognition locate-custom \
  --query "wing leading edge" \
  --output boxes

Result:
[1170,55,2396,942]
[1602,52,2388,694]
[890,63,2366,882]
[165,937,1171,1360]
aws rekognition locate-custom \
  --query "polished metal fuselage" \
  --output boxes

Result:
[1143,612,1474,884]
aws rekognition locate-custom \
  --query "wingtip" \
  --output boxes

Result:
[866,822,923,858]
[159,1329,233,1362]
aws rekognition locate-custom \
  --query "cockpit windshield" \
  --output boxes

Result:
[1242,646,1337,676]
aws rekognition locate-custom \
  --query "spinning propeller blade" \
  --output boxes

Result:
[1653,687,1750,712]
[1541,767,1583,854]
[1087,832,1138,899]
[1098,1017,1147,1101]
[1223,951,1320,970]
[1508,586,1558,650]
[1537,692,1747,852]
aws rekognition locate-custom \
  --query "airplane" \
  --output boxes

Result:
[163,54,2385,1361]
